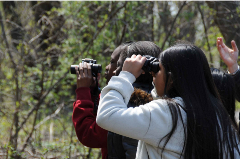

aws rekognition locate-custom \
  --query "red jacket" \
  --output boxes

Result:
[72,87,108,159]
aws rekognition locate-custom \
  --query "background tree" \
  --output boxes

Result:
[0,1,239,158]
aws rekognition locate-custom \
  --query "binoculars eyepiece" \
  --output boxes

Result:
[142,55,160,73]
[70,58,102,76]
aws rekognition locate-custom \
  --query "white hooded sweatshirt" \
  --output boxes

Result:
[97,71,186,159]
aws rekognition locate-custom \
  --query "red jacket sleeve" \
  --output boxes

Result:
[72,87,108,148]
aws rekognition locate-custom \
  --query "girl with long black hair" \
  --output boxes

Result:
[96,43,240,159]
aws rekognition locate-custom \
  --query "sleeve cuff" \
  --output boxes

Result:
[118,71,136,84]
[75,87,92,100]
[101,71,135,104]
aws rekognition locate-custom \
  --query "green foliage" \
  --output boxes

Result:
[236,101,240,110]
[0,1,240,158]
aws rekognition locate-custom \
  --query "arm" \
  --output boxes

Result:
[96,71,150,139]
[233,70,240,102]
[96,71,172,143]
[97,55,173,144]
[72,62,107,148]
[217,37,240,101]
[72,87,107,148]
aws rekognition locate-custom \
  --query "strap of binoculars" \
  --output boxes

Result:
[92,74,100,114]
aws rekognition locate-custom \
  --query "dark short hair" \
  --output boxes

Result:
[120,41,162,83]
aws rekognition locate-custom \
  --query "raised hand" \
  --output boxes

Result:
[75,62,94,88]
[122,54,147,78]
[217,37,239,73]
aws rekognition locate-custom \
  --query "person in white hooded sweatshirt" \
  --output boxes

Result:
[96,42,240,159]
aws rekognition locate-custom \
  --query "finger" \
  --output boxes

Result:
[125,57,131,62]
[140,56,147,64]
[220,38,227,49]
[79,63,83,77]
[216,37,221,47]
[217,40,222,52]
[136,54,142,60]
[87,63,92,78]
[83,62,88,77]
[231,40,238,52]
[218,45,224,58]
[75,66,80,79]
[131,54,136,59]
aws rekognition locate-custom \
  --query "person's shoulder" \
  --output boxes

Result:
[149,96,183,105]
[149,97,185,112]
[173,97,184,105]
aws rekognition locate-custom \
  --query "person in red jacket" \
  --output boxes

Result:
[72,43,128,159]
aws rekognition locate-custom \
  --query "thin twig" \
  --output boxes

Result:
[18,71,68,131]
[28,32,43,44]
[85,1,128,54]
[68,124,74,158]
[34,103,64,129]
[38,15,54,29]
[197,2,213,66]
[20,109,38,152]
[161,1,187,50]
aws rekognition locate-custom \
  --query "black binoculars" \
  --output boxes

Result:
[142,55,160,73]
[70,58,102,76]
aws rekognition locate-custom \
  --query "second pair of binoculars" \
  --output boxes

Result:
[70,55,160,75]
[70,58,102,76]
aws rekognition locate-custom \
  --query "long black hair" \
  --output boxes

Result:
[211,68,238,129]
[159,43,240,159]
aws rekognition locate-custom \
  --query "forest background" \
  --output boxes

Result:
[0,1,240,159]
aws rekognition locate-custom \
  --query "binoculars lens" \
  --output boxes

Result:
[70,64,102,74]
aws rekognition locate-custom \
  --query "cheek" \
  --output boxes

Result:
[155,73,165,96]
[153,77,156,84]
[109,65,117,75]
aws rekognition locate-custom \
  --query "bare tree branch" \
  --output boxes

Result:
[118,4,128,45]
[18,71,68,132]
[20,109,38,152]
[0,11,16,67]
[68,124,75,158]
[20,103,64,152]
[161,1,187,50]
[197,2,213,66]
[85,1,128,55]
[38,15,54,29]
[0,9,20,154]
[34,103,64,129]
[28,31,43,44]
[10,5,127,156]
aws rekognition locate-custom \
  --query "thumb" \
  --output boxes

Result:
[231,40,238,52]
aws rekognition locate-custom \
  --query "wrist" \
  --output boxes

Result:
[119,71,136,84]
[77,82,92,88]
[227,64,239,75]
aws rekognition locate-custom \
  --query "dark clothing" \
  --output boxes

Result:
[107,82,153,159]
[233,70,240,102]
